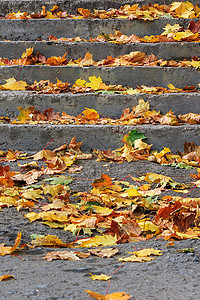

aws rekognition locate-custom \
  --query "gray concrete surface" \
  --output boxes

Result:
[0,18,198,41]
[0,0,198,15]
[0,65,199,88]
[0,237,199,300]
[1,41,200,61]
[0,123,200,152]
[0,91,200,118]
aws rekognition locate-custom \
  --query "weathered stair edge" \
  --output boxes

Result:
[0,124,199,152]
[0,65,199,88]
[0,18,198,40]
[0,0,197,15]
[0,92,200,118]
[1,41,200,61]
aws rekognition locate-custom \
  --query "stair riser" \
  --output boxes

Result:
[0,65,199,88]
[0,92,200,118]
[0,124,199,152]
[0,0,197,15]
[0,19,197,40]
[1,41,199,61]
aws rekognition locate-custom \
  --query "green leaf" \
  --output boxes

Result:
[30,233,45,240]
[44,176,74,185]
[171,162,193,170]
[127,129,147,146]
[22,184,42,189]
[176,248,195,253]
[145,196,159,204]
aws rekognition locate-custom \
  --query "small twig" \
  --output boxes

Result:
[129,174,142,187]
[11,254,25,260]
[43,139,54,150]
[181,184,197,199]
[71,177,93,181]
[16,65,23,81]
[105,280,111,296]
[107,262,125,276]
[26,19,30,29]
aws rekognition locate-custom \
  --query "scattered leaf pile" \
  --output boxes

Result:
[2,100,200,126]
[5,2,200,20]
[1,47,200,69]
[0,76,199,95]
[47,21,200,43]
[97,130,200,169]
[0,133,200,245]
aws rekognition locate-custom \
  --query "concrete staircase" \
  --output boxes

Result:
[0,0,200,153]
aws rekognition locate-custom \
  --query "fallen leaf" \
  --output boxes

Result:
[0,275,14,281]
[1,78,27,90]
[44,250,81,261]
[90,274,111,281]
[85,290,132,300]
[0,232,21,256]
[89,248,118,258]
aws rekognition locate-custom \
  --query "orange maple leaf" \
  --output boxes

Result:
[92,174,112,190]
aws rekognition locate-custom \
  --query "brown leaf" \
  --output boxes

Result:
[89,248,118,258]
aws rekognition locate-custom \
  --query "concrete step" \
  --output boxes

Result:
[0,18,198,40]
[0,123,199,152]
[0,91,200,119]
[0,0,198,15]
[0,65,199,88]
[1,41,200,61]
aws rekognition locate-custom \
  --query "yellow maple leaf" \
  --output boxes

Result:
[21,189,44,200]
[153,147,171,160]
[93,206,113,215]
[173,30,194,41]
[31,234,68,247]
[190,60,200,68]
[85,75,103,90]
[119,255,153,262]
[90,274,111,281]
[76,234,118,248]
[42,184,65,197]
[138,220,160,233]
[22,47,33,58]
[0,196,17,207]
[74,78,86,87]
[162,24,181,35]
[45,11,56,18]
[170,1,194,18]
[142,173,172,184]
[135,248,162,257]
[127,187,141,197]
[1,78,27,90]
[26,210,69,223]
[168,83,182,91]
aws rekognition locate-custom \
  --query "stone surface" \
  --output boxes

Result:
[0,0,198,15]
[0,18,198,40]
[0,65,199,88]
[1,41,200,61]
[0,91,200,118]
[0,123,199,152]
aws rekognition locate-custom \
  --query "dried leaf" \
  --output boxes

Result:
[90,274,111,281]
[0,275,14,281]
[0,232,21,256]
